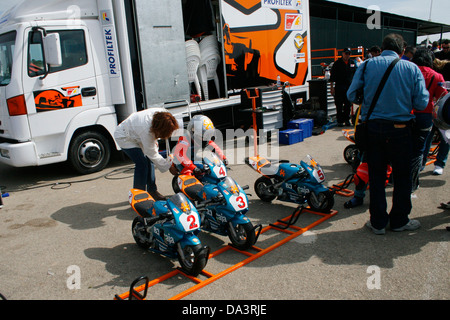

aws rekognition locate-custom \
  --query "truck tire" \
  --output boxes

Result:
[69,131,110,174]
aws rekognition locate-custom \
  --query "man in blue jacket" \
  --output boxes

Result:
[347,34,429,235]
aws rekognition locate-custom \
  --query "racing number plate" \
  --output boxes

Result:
[179,212,200,232]
[230,193,248,211]
[313,166,325,182]
[212,164,227,178]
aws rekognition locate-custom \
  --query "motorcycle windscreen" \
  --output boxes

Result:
[220,177,248,211]
[204,151,227,179]
[221,0,310,89]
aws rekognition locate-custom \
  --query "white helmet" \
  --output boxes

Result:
[433,92,450,131]
[187,115,215,142]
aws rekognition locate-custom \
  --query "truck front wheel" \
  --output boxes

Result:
[69,131,110,174]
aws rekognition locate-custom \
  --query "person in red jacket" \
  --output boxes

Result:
[344,159,392,209]
[411,48,448,191]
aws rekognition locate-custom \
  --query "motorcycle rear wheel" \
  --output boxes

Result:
[228,222,256,250]
[132,217,152,249]
[308,190,334,213]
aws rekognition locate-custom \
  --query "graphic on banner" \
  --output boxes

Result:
[223,0,309,87]
[285,13,303,31]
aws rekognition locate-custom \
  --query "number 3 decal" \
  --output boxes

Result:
[235,196,246,208]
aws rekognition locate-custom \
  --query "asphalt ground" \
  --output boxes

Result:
[0,126,448,304]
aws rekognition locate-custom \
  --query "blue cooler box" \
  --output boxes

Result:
[279,129,303,145]
[287,119,313,138]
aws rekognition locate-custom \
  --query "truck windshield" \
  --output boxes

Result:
[0,31,15,86]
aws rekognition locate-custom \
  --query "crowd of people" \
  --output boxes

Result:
[345,34,449,234]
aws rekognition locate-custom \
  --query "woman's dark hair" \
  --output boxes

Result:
[412,47,433,68]
[381,33,405,55]
[151,112,179,139]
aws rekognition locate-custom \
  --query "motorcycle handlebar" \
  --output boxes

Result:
[196,197,226,209]
[147,211,172,224]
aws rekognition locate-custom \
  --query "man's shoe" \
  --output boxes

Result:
[365,221,385,235]
[391,219,421,232]
[433,166,444,175]
[149,190,167,201]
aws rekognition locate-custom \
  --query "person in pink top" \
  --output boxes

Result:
[411,48,448,191]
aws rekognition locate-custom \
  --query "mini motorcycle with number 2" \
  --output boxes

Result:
[247,154,334,213]
[129,189,209,276]
[173,151,259,250]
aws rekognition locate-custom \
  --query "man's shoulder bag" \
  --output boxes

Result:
[354,58,400,151]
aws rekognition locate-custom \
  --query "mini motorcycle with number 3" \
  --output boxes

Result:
[246,154,334,213]
[173,151,259,250]
[129,189,209,276]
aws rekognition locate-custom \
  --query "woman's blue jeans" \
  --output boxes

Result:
[411,113,433,191]
[366,120,413,230]
[422,126,449,169]
[122,148,156,192]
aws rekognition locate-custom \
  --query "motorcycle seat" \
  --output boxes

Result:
[260,162,279,176]
[134,200,155,218]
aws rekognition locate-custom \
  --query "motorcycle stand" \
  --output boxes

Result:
[114,276,149,300]
[269,205,305,230]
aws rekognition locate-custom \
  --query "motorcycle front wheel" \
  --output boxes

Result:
[228,222,256,251]
[254,176,277,202]
[307,190,335,213]
[178,244,209,277]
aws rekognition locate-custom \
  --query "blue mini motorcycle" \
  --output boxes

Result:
[129,189,209,276]
[173,151,259,250]
[247,154,334,213]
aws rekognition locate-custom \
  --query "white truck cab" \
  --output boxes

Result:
[0,1,124,174]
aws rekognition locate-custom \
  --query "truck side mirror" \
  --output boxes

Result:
[43,33,62,67]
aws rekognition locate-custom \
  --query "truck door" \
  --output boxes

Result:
[22,26,98,158]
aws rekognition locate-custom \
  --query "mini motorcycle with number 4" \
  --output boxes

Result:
[247,154,334,213]
[173,151,260,250]
[129,189,209,276]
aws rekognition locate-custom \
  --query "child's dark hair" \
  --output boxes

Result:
[412,47,433,68]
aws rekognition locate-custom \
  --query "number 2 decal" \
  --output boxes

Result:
[187,214,198,229]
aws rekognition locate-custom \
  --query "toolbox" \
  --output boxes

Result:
[279,129,303,145]
[287,118,313,138]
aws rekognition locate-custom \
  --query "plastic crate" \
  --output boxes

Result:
[287,118,313,138]
[279,129,303,145]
